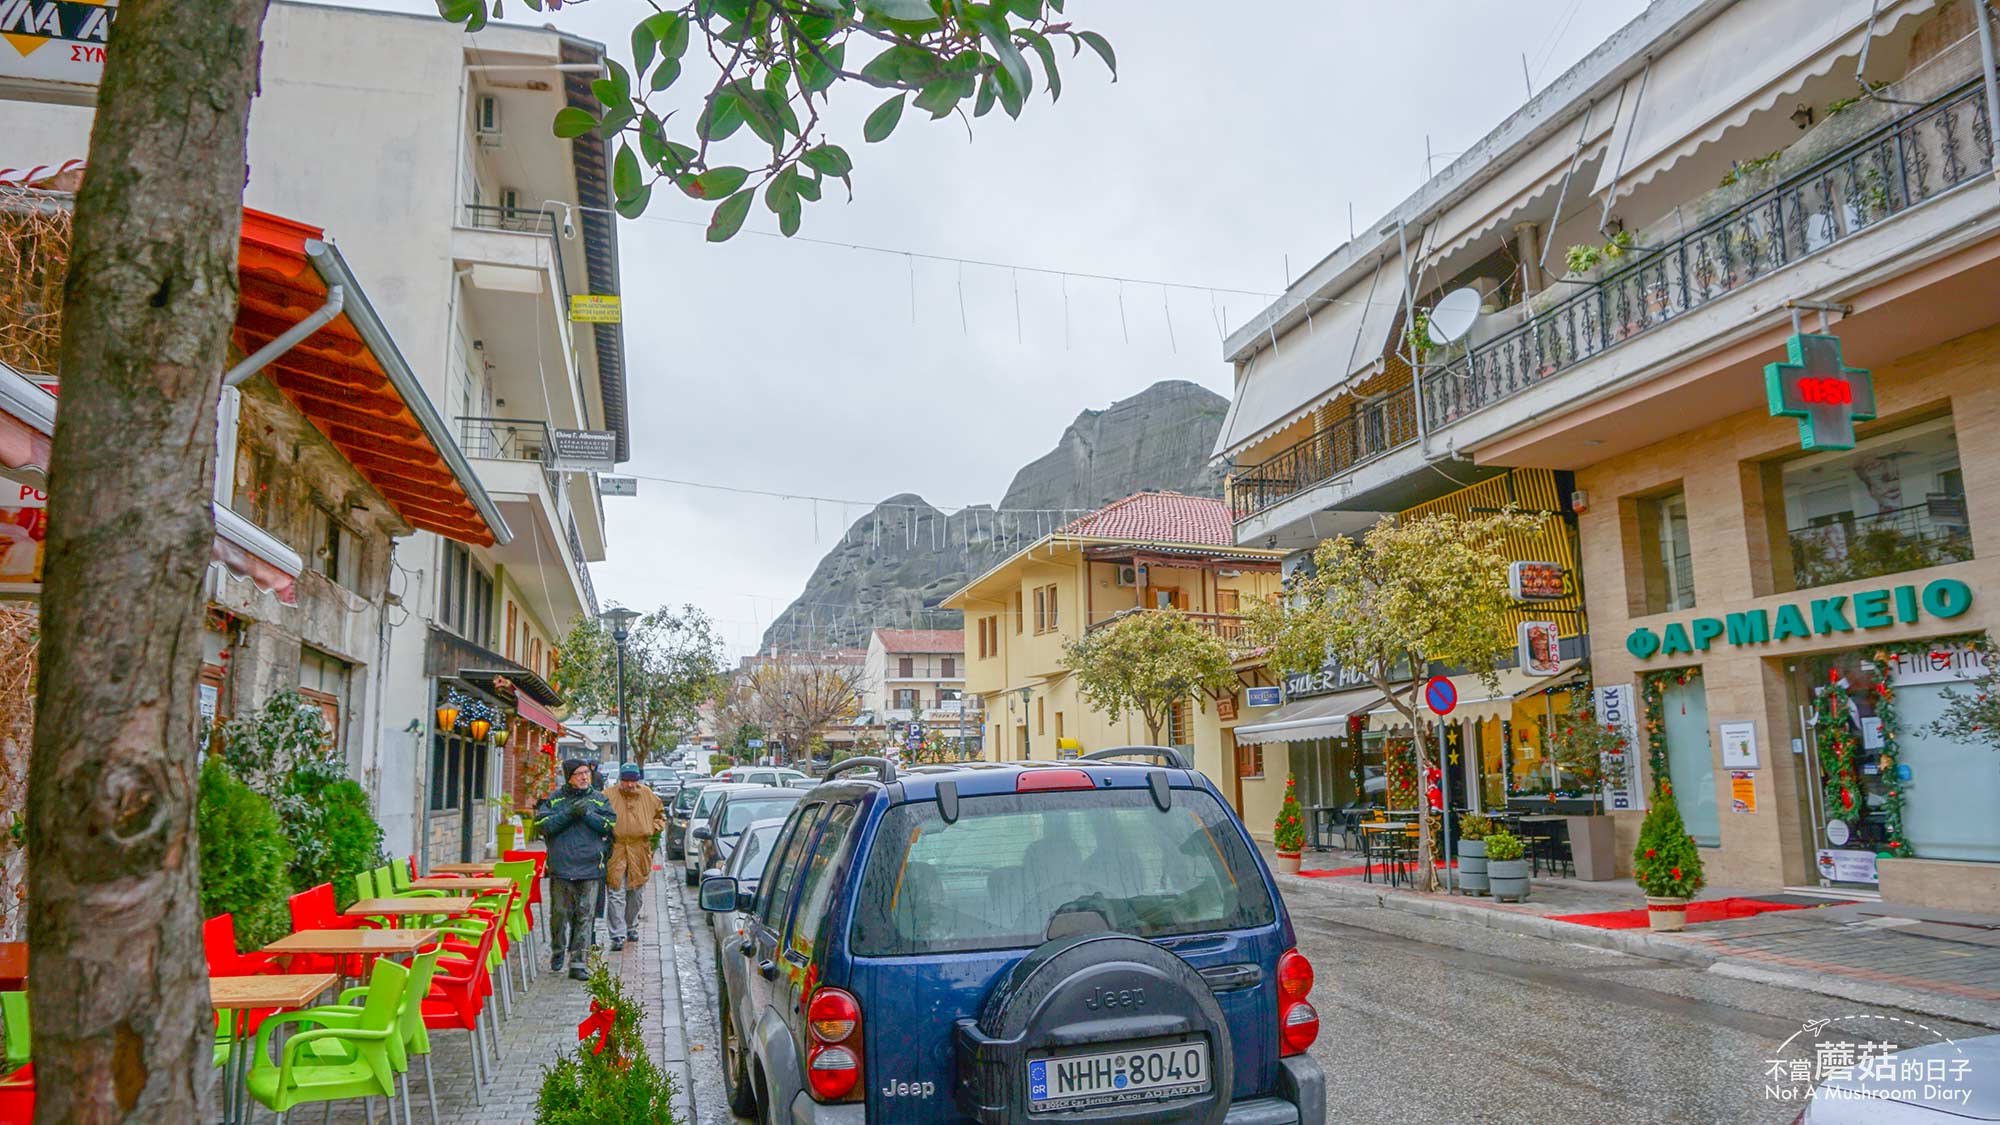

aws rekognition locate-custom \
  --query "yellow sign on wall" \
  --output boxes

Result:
[568,295,621,323]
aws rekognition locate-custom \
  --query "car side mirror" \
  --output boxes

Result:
[699,875,739,913]
[691,825,712,841]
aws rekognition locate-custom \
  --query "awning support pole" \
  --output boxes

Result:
[1977,0,2000,191]
[224,284,345,388]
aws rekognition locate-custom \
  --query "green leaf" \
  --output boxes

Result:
[663,141,698,170]
[638,112,666,166]
[778,194,802,238]
[593,102,635,139]
[975,16,1031,95]
[631,22,657,76]
[649,57,682,92]
[860,45,936,87]
[1004,0,1042,17]
[614,182,652,219]
[650,12,690,60]
[707,188,755,242]
[552,106,596,139]
[1078,30,1117,78]
[862,92,906,142]
[795,174,824,202]
[436,0,484,28]
[798,42,845,93]
[690,166,749,200]
[764,62,793,98]
[857,0,937,20]
[737,84,784,146]
[697,92,745,141]
[613,144,643,202]
[764,166,799,212]
[974,73,998,117]
[800,144,853,178]
[1022,31,1060,101]
[913,78,960,118]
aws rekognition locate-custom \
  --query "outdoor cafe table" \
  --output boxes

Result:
[0,942,24,991]
[405,877,514,894]
[428,862,499,876]
[211,971,338,1125]
[343,897,475,926]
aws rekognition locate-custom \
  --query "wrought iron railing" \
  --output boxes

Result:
[460,203,571,303]
[1789,497,1973,591]
[1423,79,1993,429]
[457,415,561,495]
[1087,608,1252,648]
[566,511,600,617]
[1227,383,1419,519]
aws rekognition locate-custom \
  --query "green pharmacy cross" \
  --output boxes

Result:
[1764,332,1875,451]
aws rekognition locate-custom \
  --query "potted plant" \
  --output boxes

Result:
[1547,711,1623,881]
[1633,788,1706,931]
[1484,830,1529,902]
[1273,776,1306,875]
[496,797,518,853]
[1456,813,1492,896]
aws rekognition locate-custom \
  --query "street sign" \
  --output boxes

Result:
[550,429,616,473]
[568,295,622,323]
[745,738,764,749]
[904,722,923,750]
[1764,332,1875,451]
[598,475,637,497]
[1517,620,1560,676]
[1245,686,1282,708]
[1423,675,1456,716]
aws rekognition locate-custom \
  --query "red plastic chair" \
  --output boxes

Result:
[421,921,500,1089]
[0,1064,31,1124]
[502,849,545,929]
[203,913,287,977]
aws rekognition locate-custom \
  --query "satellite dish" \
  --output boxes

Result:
[1426,287,1482,346]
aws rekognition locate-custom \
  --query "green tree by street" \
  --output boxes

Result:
[1061,607,1235,747]
[557,606,728,760]
[1249,510,1544,891]
[31,2,1113,1115]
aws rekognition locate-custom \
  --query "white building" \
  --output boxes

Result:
[3,1,628,864]
[861,628,974,725]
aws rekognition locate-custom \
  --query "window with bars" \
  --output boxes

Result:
[1235,739,1264,780]
[1167,697,1191,746]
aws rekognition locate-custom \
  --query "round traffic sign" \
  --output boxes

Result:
[1424,675,1457,716]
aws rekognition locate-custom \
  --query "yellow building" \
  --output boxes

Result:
[944,492,1286,826]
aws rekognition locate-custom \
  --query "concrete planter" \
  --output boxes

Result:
[1276,852,1302,875]
[496,822,517,853]
[1488,858,1530,902]
[1646,896,1691,932]
[1565,814,1617,881]
[1457,838,1489,895]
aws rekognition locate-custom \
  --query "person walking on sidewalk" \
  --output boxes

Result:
[535,758,614,980]
[605,763,666,952]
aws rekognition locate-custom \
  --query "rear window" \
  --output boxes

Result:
[720,795,803,835]
[695,787,729,816]
[673,787,703,813]
[850,788,1275,957]
[731,824,786,878]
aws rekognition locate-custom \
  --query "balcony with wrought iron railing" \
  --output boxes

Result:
[457,415,560,493]
[1228,76,1995,526]
[1788,497,1973,592]
[566,511,599,617]
[1087,607,1254,649]
[460,203,571,303]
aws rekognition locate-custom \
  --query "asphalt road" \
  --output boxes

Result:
[660,877,1985,1125]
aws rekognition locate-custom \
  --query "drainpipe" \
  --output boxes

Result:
[1978,0,2000,191]
[224,286,344,388]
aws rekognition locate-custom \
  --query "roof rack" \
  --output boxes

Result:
[822,755,898,785]
[1081,746,1189,769]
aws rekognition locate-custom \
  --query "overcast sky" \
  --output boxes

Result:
[353,0,1646,656]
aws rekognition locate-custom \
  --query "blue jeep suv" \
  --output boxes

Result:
[701,749,1326,1124]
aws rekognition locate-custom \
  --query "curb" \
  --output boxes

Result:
[1278,872,2000,1031]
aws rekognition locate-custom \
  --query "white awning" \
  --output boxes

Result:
[1367,661,1582,729]
[1212,257,1405,460]
[1233,686,1382,745]
[1425,98,1619,267]
[1593,0,1937,201]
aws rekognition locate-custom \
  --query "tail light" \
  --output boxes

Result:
[806,987,863,1101]
[1016,768,1094,792]
[1276,948,1318,1056]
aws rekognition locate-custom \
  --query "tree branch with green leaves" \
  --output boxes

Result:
[437,0,1115,239]
[556,606,728,759]
[1061,608,1235,746]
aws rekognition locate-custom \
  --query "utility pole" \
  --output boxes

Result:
[602,607,641,766]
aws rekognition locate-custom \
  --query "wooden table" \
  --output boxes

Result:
[0,943,25,991]
[210,972,338,1125]
[406,877,514,893]
[344,897,475,925]
[428,862,498,875]
[261,928,440,957]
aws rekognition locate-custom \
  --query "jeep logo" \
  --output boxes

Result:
[879,1079,936,1098]
[1083,985,1145,1011]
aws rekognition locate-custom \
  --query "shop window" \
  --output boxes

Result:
[1235,740,1264,780]
[1771,415,1971,592]
[1866,676,2000,863]
[1660,674,1719,847]
[1630,487,1696,615]
[430,735,461,812]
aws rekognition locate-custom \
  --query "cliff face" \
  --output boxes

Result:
[759,381,1229,651]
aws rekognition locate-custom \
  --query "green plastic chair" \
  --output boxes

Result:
[243,957,407,1124]
[492,859,539,985]
[1,990,28,1072]
[304,945,442,1125]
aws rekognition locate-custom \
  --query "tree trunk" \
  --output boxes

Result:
[1409,709,1438,892]
[27,1,270,1120]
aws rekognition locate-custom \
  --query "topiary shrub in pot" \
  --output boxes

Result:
[1456,813,1493,896]
[1272,776,1306,874]
[1633,787,1706,931]
[1483,830,1530,902]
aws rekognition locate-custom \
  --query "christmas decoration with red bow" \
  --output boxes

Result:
[578,999,617,1057]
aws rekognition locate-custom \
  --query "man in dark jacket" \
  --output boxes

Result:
[535,759,615,979]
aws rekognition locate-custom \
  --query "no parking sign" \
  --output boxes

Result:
[1424,675,1457,716]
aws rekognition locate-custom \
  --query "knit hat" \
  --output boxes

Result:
[619,763,642,780]
[562,758,590,780]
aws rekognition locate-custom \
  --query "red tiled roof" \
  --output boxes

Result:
[874,628,963,654]
[1057,491,1235,546]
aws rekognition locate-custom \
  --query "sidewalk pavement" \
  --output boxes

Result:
[1273,842,2000,1031]
[290,866,695,1124]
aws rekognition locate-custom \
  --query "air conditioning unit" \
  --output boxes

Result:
[1115,564,1147,588]
[475,95,503,144]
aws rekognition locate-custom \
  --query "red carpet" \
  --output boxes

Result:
[1297,860,1456,878]
[1553,896,1850,929]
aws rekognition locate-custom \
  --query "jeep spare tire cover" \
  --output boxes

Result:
[973,932,1232,1124]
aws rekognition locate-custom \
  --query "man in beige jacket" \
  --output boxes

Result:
[605,763,666,951]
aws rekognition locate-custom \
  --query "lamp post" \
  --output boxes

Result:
[601,607,641,767]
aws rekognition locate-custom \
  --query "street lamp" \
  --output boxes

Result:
[601,606,641,766]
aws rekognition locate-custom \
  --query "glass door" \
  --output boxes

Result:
[1662,676,1720,846]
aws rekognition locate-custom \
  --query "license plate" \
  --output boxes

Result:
[1027,1041,1209,1112]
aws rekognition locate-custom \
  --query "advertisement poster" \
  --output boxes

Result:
[1718,721,1758,768]
[1729,770,1757,813]
[0,480,48,596]
[1816,848,1879,884]
[1517,620,1561,676]
[1595,683,1645,812]
[1508,561,1567,601]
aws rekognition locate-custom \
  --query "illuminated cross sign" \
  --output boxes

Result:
[1763,333,1875,451]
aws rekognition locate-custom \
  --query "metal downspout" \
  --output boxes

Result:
[1395,220,1428,452]
[223,285,344,388]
